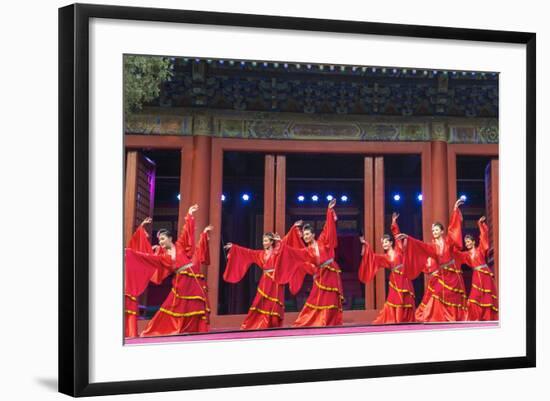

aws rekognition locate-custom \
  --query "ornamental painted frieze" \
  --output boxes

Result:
[217,119,431,141]
[126,111,498,144]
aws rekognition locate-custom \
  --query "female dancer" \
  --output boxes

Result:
[276,199,344,327]
[124,216,172,337]
[141,205,214,336]
[396,198,468,322]
[358,213,416,323]
[456,216,499,320]
[223,226,298,330]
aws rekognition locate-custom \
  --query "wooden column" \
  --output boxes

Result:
[374,157,386,309]
[421,144,433,242]
[208,139,223,319]
[363,157,375,309]
[177,147,194,235]
[124,151,138,245]
[431,140,449,226]
[189,115,213,233]
[264,155,276,233]
[487,160,499,293]
[275,155,287,236]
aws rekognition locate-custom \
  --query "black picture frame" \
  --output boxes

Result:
[58,3,536,397]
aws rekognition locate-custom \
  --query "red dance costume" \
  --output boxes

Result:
[224,243,285,330]
[403,208,468,322]
[456,220,499,320]
[140,214,211,336]
[358,221,416,324]
[124,227,172,337]
[277,207,344,327]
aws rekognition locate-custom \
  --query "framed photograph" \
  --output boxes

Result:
[58,3,536,397]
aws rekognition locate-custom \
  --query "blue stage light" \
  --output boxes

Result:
[417,194,423,201]
[326,194,334,201]
[340,195,348,202]
[393,194,401,202]
[297,195,305,202]
[221,194,226,202]
[460,194,468,202]
[242,193,250,201]
[311,195,319,202]
[177,193,181,201]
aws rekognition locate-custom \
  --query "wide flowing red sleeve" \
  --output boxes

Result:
[402,236,438,280]
[447,208,463,249]
[454,250,472,267]
[478,220,490,255]
[358,242,391,283]
[272,226,304,281]
[318,207,338,250]
[127,226,153,253]
[125,249,171,297]
[223,244,263,283]
[391,221,404,253]
[274,243,313,287]
[194,231,211,266]
[176,213,195,259]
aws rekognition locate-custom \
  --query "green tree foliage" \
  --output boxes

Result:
[124,55,172,115]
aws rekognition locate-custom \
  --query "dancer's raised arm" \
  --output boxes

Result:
[478,216,490,255]
[447,198,464,249]
[390,212,404,252]
[358,235,391,283]
[317,199,338,249]
[176,204,198,258]
[127,217,154,253]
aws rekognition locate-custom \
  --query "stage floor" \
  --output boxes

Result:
[125,321,499,345]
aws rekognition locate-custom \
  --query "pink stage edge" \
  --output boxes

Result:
[125,321,499,345]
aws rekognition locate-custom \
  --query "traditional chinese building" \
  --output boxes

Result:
[124,57,498,330]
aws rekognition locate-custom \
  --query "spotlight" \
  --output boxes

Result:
[393,194,401,202]
[326,195,334,201]
[177,193,181,201]
[311,195,319,202]
[221,194,226,202]
[460,194,467,202]
[297,195,305,202]
[340,195,348,202]
[417,194,423,201]
[242,193,250,201]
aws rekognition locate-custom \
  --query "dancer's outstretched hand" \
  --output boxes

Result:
[454,197,465,209]
[359,236,366,244]
[203,225,213,234]
[293,220,304,227]
[328,198,336,209]
[391,212,400,223]
[140,217,152,226]
[188,204,199,215]
[395,233,408,241]
[224,242,233,250]
[272,233,282,241]
[479,216,486,223]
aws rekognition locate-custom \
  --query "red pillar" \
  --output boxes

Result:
[189,115,212,233]
[431,140,449,226]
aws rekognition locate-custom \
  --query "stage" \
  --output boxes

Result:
[125,321,499,345]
